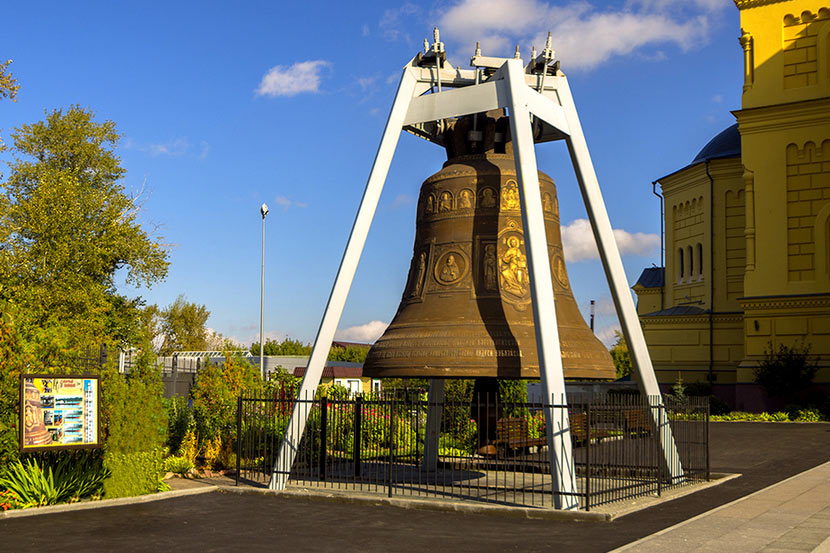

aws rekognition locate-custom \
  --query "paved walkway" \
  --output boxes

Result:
[1,423,828,553]
[614,461,830,552]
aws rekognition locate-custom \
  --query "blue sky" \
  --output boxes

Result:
[1,0,741,347]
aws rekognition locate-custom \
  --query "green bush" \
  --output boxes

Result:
[165,396,194,455]
[163,455,194,475]
[794,408,821,422]
[191,353,262,445]
[0,452,109,507]
[710,410,826,422]
[754,341,818,400]
[103,448,166,498]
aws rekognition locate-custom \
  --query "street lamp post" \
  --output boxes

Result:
[260,203,269,380]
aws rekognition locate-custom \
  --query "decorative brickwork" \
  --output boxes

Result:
[782,9,828,88]
[725,189,746,299]
[786,140,830,281]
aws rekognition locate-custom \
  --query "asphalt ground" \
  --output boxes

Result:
[1,422,828,553]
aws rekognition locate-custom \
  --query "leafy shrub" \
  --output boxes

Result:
[1,489,24,511]
[754,341,818,399]
[103,448,166,498]
[0,452,109,507]
[165,396,194,455]
[191,353,261,445]
[710,410,826,422]
[0,311,28,474]
[794,408,821,422]
[179,430,199,464]
[203,436,234,470]
[527,411,546,440]
[163,455,194,476]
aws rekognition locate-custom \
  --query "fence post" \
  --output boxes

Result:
[705,398,710,481]
[585,400,591,511]
[388,398,395,498]
[319,397,328,482]
[236,395,242,486]
[354,395,363,478]
[172,355,178,397]
[657,398,662,497]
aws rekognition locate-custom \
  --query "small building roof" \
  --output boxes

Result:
[656,123,741,182]
[293,366,366,379]
[174,351,252,358]
[634,267,665,289]
[641,305,709,317]
[691,124,741,165]
[331,340,372,349]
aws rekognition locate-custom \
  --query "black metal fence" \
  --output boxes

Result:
[236,392,709,511]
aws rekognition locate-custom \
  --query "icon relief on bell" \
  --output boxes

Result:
[458,189,473,209]
[552,254,569,289]
[434,251,467,285]
[439,191,453,212]
[501,180,520,211]
[425,194,435,215]
[499,235,528,297]
[483,243,498,291]
[410,251,427,296]
[542,192,553,213]
[479,187,497,208]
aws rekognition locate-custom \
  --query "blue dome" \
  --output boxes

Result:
[691,124,741,164]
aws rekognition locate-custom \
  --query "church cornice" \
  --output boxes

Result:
[640,313,744,324]
[734,0,790,10]
[740,293,830,311]
[734,98,830,134]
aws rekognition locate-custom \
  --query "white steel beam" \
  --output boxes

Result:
[269,66,419,490]
[403,80,506,126]
[553,77,683,479]
[503,59,579,510]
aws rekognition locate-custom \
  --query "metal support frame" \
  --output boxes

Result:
[270,40,683,501]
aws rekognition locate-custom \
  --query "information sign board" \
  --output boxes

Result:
[20,375,100,451]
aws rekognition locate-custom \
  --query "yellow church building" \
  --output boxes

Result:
[634,0,830,410]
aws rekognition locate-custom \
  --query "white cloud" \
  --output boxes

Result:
[231,329,289,348]
[362,23,371,37]
[438,0,724,70]
[357,76,377,91]
[274,195,308,210]
[596,323,621,348]
[380,3,419,42]
[560,218,659,262]
[335,320,389,343]
[256,60,331,97]
[123,137,204,158]
[392,194,413,208]
[148,138,190,157]
[198,140,210,160]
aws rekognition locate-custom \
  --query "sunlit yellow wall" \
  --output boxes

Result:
[634,0,830,395]
[735,0,830,380]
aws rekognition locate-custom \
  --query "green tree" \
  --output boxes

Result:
[328,344,370,362]
[609,330,632,379]
[158,295,210,355]
[0,60,18,102]
[249,337,312,356]
[0,106,168,348]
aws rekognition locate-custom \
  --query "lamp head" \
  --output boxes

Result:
[260,203,269,218]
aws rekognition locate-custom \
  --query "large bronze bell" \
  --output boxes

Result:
[363,111,615,380]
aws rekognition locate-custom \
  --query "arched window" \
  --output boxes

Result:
[687,246,694,280]
[678,248,685,282]
[697,243,704,278]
